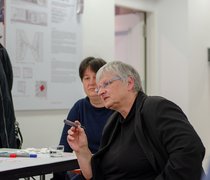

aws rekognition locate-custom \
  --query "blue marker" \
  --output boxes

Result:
[16,152,37,158]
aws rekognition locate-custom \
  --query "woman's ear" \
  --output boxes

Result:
[127,76,135,91]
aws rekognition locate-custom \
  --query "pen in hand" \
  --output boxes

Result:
[64,119,85,129]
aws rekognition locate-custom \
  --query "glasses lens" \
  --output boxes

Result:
[95,88,99,93]
[96,76,121,94]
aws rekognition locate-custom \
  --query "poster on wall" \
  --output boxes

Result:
[5,0,83,110]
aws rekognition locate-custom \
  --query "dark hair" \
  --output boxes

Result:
[79,57,106,80]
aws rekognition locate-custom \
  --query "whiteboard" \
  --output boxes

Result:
[5,0,84,110]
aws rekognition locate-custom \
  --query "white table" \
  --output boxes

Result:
[0,150,79,180]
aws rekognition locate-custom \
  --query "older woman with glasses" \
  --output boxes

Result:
[67,61,205,180]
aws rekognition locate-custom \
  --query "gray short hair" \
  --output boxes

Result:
[96,61,143,92]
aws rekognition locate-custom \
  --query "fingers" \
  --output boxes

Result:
[74,120,81,126]
[67,126,77,141]
[67,125,84,141]
[74,120,85,129]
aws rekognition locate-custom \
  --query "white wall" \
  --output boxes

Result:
[188,0,210,168]
[15,0,210,171]
[82,0,115,60]
[16,110,68,148]
[156,0,189,113]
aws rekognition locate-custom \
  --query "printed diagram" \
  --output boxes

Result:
[23,67,33,78]
[51,4,74,24]
[5,0,82,110]
[12,0,47,7]
[35,81,47,98]
[13,66,33,79]
[16,29,43,63]
[13,66,21,78]
[17,81,26,95]
[11,7,47,26]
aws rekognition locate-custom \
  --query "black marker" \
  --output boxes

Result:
[64,119,85,129]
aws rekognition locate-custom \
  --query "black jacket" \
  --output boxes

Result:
[91,91,205,180]
[0,43,17,148]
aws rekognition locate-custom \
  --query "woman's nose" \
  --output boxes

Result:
[89,77,96,84]
[97,88,106,96]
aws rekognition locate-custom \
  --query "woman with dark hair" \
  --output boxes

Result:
[53,57,113,180]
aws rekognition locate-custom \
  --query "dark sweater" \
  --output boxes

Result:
[59,97,113,153]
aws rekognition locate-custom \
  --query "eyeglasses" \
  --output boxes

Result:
[95,76,121,94]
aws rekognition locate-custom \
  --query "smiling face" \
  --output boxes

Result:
[82,67,98,98]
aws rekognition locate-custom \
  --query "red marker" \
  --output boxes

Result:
[0,153,16,158]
